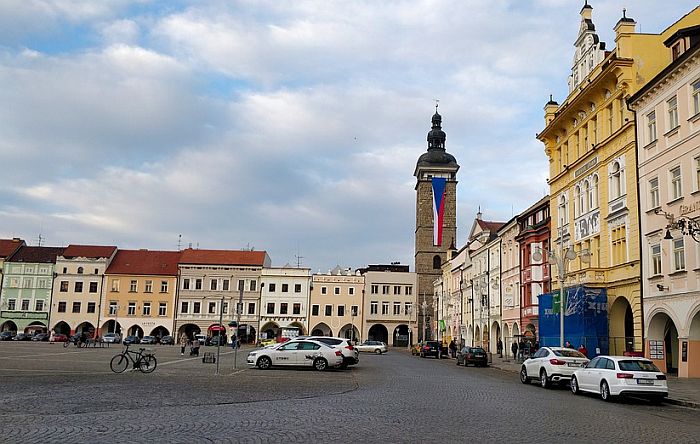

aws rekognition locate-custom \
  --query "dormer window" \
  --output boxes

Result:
[672,42,682,60]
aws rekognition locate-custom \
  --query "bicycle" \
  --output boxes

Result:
[64,338,86,348]
[109,344,157,373]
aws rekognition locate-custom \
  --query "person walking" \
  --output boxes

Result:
[179,333,188,356]
[449,339,457,358]
[518,339,525,360]
[578,344,588,357]
[231,334,238,350]
[511,341,518,360]
[497,338,503,358]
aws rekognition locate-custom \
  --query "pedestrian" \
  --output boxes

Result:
[578,344,588,357]
[511,341,518,360]
[449,339,457,358]
[518,339,525,360]
[497,338,503,358]
[231,334,238,350]
[179,333,188,356]
[191,339,200,357]
[565,340,574,349]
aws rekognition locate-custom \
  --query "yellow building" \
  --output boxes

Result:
[538,4,700,353]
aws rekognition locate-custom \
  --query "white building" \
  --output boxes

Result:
[259,266,311,340]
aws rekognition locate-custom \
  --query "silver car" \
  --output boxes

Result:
[101,333,121,344]
[355,340,387,354]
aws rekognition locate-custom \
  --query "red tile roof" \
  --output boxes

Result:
[62,245,117,259]
[179,248,269,266]
[7,246,65,263]
[0,238,25,259]
[106,250,181,276]
[477,220,505,233]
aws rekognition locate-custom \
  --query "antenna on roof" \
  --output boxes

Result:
[295,253,304,268]
[177,234,182,251]
[37,233,43,247]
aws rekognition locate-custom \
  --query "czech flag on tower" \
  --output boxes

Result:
[432,178,446,246]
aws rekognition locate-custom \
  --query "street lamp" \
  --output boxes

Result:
[406,305,413,350]
[421,299,428,341]
[655,208,700,242]
[532,229,590,347]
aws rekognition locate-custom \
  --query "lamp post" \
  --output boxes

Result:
[532,225,590,347]
[421,299,428,341]
[406,305,413,350]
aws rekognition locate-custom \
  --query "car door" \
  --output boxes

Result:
[578,357,599,391]
[527,348,547,376]
[297,341,323,366]
[590,357,610,390]
[274,342,302,366]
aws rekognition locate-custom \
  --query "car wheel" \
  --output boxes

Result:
[571,376,579,395]
[520,366,529,384]
[539,369,550,389]
[374,349,382,355]
[313,358,328,371]
[600,380,614,402]
[257,356,272,370]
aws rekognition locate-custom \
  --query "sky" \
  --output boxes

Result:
[1,0,698,272]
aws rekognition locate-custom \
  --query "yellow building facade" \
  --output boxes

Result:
[538,4,700,353]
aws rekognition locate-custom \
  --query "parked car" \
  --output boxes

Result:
[420,341,448,359]
[0,331,14,341]
[355,340,387,354]
[122,335,141,345]
[206,335,226,346]
[247,339,343,371]
[287,336,359,368]
[195,334,207,345]
[31,333,49,342]
[571,356,668,402]
[520,346,589,388]
[13,332,31,341]
[159,335,174,345]
[456,346,488,367]
[101,333,121,344]
[141,335,157,344]
[258,338,277,347]
[50,333,68,342]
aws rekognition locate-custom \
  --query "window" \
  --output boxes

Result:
[349,287,355,295]
[611,226,627,265]
[74,281,83,293]
[62,267,67,274]
[22,278,31,288]
[210,279,217,291]
[268,283,276,292]
[405,286,412,295]
[35,300,44,311]
[248,303,256,315]
[281,283,288,293]
[393,302,401,315]
[21,299,29,310]
[574,185,582,217]
[192,302,201,314]
[145,280,153,293]
[57,301,66,312]
[321,286,327,295]
[696,157,700,192]
[129,280,137,292]
[183,278,190,290]
[87,302,96,314]
[610,162,622,199]
[60,281,68,292]
[208,302,216,314]
[370,301,378,315]
[267,303,275,314]
[250,280,257,291]
[109,302,117,315]
[294,283,302,293]
[222,302,228,314]
[159,303,167,316]
[394,286,401,295]
[89,282,98,293]
[351,305,358,316]
[607,104,614,135]
[591,175,599,209]
[592,117,598,145]
[325,305,332,316]
[293,303,301,315]
[237,280,244,291]
[671,166,682,200]
[651,244,662,276]
[649,178,659,209]
[280,303,288,314]
[668,96,679,130]
[144,302,151,316]
[181,301,189,314]
[37,279,47,288]
[405,302,412,315]
[433,255,441,269]
[127,302,136,315]
[72,302,81,313]
[382,302,389,315]
[94,268,98,275]
[673,238,685,271]
[196,279,203,290]
[371,285,378,294]
[382,285,390,295]
[334,287,340,295]
[693,79,700,116]
[672,42,682,60]
[222,279,230,291]
[77,267,83,274]
[647,111,657,143]
[337,305,345,316]
[160,280,168,293]
[582,180,590,213]
[312,305,319,316]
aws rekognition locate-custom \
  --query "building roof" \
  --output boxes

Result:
[0,238,25,259]
[7,246,65,263]
[476,219,505,233]
[178,248,269,267]
[106,250,181,276]
[62,244,117,259]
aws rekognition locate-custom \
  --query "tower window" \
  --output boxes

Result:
[433,255,441,269]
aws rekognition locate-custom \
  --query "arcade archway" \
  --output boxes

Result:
[393,324,410,347]
[53,321,71,335]
[177,323,201,340]
[368,324,388,343]
[0,320,17,332]
[311,323,332,336]
[609,296,634,354]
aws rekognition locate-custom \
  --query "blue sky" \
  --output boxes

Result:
[1,0,698,272]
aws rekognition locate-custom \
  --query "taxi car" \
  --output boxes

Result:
[247,339,343,371]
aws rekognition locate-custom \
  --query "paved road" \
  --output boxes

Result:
[0,343,698,443]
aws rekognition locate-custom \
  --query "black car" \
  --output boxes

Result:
[0,331,14,341]
[159,335,174,345]
[206,335,226,346]
[420,341,448,359]
[123,335,141,345]
[456,346,488,367]
[31,333,49,342]
[13,333,31,341]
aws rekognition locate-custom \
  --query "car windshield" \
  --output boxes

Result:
[471,348,485,353]
[618,360,660,372]
[553,349,586,358]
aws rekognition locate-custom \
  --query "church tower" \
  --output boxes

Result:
[414,108,459,341]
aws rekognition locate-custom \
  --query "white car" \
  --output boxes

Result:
[101,333,121,344]
[520,346,589,388]
[571,356,668,402]
[247,339,343,371]
[355,340,387,354]
[287,336,359,368]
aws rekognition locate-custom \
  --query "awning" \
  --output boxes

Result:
[208,325,225,332]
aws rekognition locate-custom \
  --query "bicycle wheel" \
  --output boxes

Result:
[110,354,130,373]
[139,354,157,373]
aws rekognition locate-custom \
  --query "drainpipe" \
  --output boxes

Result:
[96,271,105,337]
